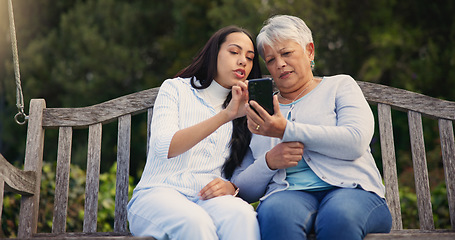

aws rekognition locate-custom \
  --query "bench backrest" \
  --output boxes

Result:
[1,81,454,237]
[357,81,455,230]
[6,87,159,238]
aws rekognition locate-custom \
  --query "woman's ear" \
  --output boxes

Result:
[306,43,315,59]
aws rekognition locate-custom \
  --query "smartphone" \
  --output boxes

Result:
[248,77,274,115]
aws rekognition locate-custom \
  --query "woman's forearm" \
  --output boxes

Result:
[167,110,231,158]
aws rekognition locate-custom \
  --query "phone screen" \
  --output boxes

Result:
[248,78,274,115]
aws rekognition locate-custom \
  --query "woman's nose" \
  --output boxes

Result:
[238,56,246,66]
[276,57,286,68]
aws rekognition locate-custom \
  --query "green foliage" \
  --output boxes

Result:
[1,161,134,238]
[0,191,21,238]
[399,186,420,229]
[1,0,454,235]
[399,183,451,229]
[432,183,451,229]
[2,0,454,173]
[97,162,135,232]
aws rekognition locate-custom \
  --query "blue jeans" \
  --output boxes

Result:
[257,188,392,240]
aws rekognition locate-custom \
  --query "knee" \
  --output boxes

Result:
[316,214,363,240]
[257,196,296,226]
[316,202,365,239]
[171,211,220,239]
[220,197,258,223]
[257,193,316,239]
[230,203,259,233]
[319,202,359,227]
[179,211,215,229]
[257,198,281,220]
[236,201,257,221]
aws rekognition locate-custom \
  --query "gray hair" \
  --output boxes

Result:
[256,15,313,59]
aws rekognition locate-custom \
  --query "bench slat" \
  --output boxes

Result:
[83,123,102,233]
[18,99,46,238]
[0,153,36,195]
[408,111,434,230]
[357,81,455,121]
[114,115,131,233]
[366,229,455,239]
[147,108,153,156]
[52,127,73,233]
[32,231,157,239]
[42,88,160,128]
[0,179,4,220]
[378,104,402,230]
[438,119,455,228]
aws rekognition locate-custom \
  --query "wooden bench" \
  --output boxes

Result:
[1,81,454,239]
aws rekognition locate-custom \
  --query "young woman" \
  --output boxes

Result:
[127,26,262,240]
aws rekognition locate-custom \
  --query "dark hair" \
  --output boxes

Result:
[176,26,262,179]
[176,26,262,88]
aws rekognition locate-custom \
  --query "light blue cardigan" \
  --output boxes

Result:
[231,75,386,203]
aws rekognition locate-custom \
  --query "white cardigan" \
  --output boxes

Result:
[231,75,386,203]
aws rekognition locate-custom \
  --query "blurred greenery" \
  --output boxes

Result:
[1,160,134,238]
[1,0,454,236]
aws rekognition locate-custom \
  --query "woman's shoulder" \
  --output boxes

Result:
[159,77,193,91]
[161,77,191,86]
[320,74,360,89]
[323,74,356,84]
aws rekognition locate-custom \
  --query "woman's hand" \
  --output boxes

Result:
[199,178,237,200]
[223,81,249,121]
[167,81,248,159]
[246,95,287,138]
[266,141,304,170]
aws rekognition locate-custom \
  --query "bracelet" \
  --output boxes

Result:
[230,182,239,197]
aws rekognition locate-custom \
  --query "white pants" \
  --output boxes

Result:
[127,187,260,240]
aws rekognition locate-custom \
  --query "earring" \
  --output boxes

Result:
[310,60,315,70]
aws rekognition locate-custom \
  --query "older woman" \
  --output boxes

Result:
[231,15,392,240]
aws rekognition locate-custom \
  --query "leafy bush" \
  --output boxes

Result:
[1,161,134,238]
[399,183,450,229]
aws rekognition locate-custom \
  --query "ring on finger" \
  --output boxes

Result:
[256,124,260,130]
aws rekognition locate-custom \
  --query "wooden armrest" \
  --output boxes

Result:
[0,153,37,195]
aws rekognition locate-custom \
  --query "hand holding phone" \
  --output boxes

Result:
[248,78,274,115]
